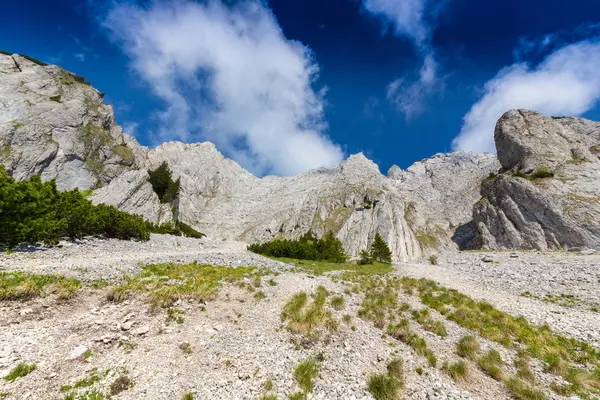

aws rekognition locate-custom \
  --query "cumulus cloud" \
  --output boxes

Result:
[362,0,429,46]
[362,0,442,119]
[102,0,343,176]
[386,53,438,120]
[453,40,600,153]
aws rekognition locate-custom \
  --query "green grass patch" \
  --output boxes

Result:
[401,276,600,395]
[504,377,546,400]
[293,358,320,393]
[107,262,264,308]
[272,257,392,275]
[0,271,80,300]
[4,363,36,382]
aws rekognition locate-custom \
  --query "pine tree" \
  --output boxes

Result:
[357,249,372,265]
[370,232,392,264]
[147,161,180,203]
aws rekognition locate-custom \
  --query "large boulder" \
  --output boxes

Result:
[473,110,600,250]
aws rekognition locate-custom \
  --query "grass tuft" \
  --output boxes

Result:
[293,359,320,393]
[367,373,402,400]
[478,349,505,381]
[456,335,480,360]
[442,360,470,383]
[3,363,36,382]
[330,295,345,310]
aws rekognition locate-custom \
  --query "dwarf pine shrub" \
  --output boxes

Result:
[248,230,347,262]
[0,166,149,247]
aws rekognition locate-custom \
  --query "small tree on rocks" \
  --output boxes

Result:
[147,161,180,203]
[370,232,392,264]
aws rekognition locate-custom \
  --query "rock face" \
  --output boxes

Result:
[0,54,142,190]
[388,152,500,253]
[4,57,600,258]
[473,110,600,250]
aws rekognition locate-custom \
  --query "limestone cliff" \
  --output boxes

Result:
[4,55,600,259]
[0,54,143,190]
[473,110,600,250]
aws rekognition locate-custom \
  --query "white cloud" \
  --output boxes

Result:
[102,0,343,176]
[453,40,600,153]
[362,0,428,46]
[74,53,85,62]
[122,122,139,138]
[362,0,443,119]
[386,53,438,119]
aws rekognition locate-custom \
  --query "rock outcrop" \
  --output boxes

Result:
[388,152,500,252]
[473,110,600,250]
[0,54,142,190]
[4,56,600,258]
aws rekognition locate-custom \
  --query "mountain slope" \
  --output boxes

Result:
[4,55,600,259]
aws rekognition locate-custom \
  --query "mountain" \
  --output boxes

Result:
[473,109,600,250]
[2,53,600,260]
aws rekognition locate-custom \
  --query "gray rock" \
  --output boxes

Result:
[132,326,149,336]
[68,345,88,360]
[473,110,600,251]
[0,54,142,190]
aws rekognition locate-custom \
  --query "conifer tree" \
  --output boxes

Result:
[370,232,392,263]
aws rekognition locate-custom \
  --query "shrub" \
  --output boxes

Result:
[428,255,438,265]
[147,221,205,239]
[248,230,347,263]
[358,249,373,265]
[0,166,149,247]
[370,232,392,263]
[530,166,554,179]
[148,161,180,203]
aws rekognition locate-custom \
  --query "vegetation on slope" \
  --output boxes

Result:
[148,161,180,203]
[0,165,204,249]
[0,165,149,247]
[248,230,347,262]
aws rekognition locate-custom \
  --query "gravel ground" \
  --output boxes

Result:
[401,251,600,346]
[0,234,292,281]
[1,238,599,400]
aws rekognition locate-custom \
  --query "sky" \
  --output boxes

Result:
[2,0,600,176]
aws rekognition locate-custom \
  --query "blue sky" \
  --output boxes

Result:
[2,0,600,176]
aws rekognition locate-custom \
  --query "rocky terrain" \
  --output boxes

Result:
[2,237,600,400]
[2,53,600,400]
[0,52,499,262]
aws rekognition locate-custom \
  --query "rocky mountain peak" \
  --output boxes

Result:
[4,57,600,259]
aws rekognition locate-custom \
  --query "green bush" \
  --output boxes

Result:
[0,165,149,248]
[530,166,554,179]
[148,162,180,203]
[248,230,347,263]
[370,232,392,264]
[148,221,205,239]
[358,249,373,265]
